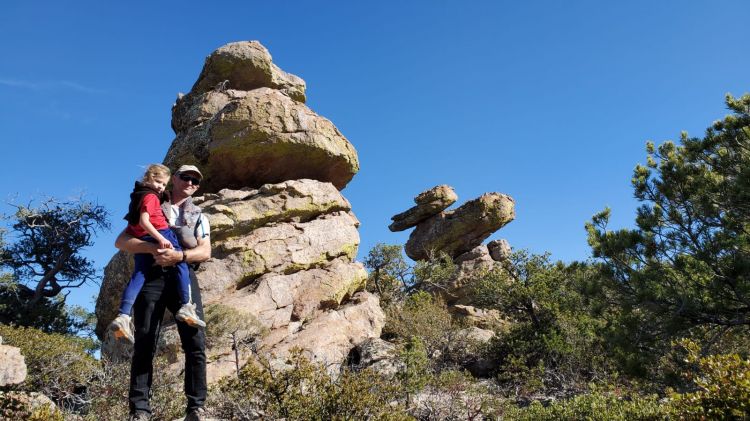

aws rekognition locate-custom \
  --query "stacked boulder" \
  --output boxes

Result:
[390,185,515,306]
[96,41,382,380]
[387,185,516,376]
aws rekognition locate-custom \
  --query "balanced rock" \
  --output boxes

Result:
[389,185,457,232]
[191,41,306,102]
[405,192,515,260]
[164,41,359,193]
[0,344,27,386]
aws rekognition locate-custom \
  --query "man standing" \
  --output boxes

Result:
[115,165,209,421]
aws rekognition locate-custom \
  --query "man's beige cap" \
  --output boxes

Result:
[176,164,203,179]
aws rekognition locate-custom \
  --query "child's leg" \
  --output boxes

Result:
[159,229,192,305]
[118,253,154,315]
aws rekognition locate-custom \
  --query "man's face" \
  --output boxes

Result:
[173,171,201,196]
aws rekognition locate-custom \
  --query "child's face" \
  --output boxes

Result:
[144,174,169,194]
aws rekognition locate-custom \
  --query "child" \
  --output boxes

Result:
[109,164,205,344]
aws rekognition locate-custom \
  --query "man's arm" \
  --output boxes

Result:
[153,236,211,266]
[114,229,159,254]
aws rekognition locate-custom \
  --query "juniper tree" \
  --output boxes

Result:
[0,197,108,333]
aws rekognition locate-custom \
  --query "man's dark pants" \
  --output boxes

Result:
[129,265,206,415]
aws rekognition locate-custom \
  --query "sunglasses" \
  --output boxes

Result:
[178,173,201,185]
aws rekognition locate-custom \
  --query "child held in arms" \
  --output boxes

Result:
[109,164,205,344]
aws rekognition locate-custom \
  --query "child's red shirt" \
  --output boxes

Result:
[125,193,169,238]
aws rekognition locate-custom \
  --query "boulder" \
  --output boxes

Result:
[389,185,457,232]
[94,250,134,339]
[436,245,497,305]
[0,344,26,386]
[449,305,507,331]
[488,239,511,262]
[0,391,59,419]
[405,193,515,260]
[164,88,359,192]
[190,41,306,102]
[353,337,402,376]
[263,292,385,371]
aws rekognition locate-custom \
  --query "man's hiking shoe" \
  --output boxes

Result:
[185,407,206,421]
[109,313,134,344]
[176,303,206,328]
[129,410,150,421]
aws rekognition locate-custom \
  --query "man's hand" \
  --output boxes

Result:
[154,248,182,266]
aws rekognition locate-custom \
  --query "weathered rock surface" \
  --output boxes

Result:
[94,251,134,339]
[435,245,497,305]
[389,185,458,232]
[0,344,27,386]
[488,238,511,262]
[263,292,384,370]
[353,337,403,376]
[191,41,306,103]
[164,41,359,193]
[405,192,515,260]
[97,180,380,381]
[449,305,507,331]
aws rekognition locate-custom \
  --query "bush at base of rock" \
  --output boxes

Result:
[0,391,63,421]
[0,324,97,410]
[212,349,411,420]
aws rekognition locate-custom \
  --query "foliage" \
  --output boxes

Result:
[363,243,410,307]
[668,339,750,419]
[471,250,614,396]
[501,388,666,421]
[82,357,184,421]
[204,303,266,376]
[213,349,411,420]
[397,336,430,407]
[0,324,97,411]
[363,244,457,307]
[0,197,108,333]
[413,370,502,420]
[586,94,750,360]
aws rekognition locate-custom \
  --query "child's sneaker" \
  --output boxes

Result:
[175,303,206,328]
[109,313,134,344]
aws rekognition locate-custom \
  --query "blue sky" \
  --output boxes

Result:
[1,1,748,311]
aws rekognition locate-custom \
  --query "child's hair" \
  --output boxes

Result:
[142,164,171,182]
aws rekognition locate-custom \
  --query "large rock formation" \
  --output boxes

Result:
[163,41,359,193]
[403,190,515,261]
[96,41,381,379]
[391,185,515,309]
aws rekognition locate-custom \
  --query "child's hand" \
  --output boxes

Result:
[156,235,173,249]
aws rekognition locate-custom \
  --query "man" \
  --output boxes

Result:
[115,165,210,421]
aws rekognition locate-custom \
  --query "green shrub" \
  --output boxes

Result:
[502,389,666,420]
[668,339,750,419]
[213,349,412,420]
[0,324,97,410]
[82,357,184,421]
[471,251,615,396]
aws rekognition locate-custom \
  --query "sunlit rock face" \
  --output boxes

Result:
[163,41,359,193]
[97,41,380,380]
